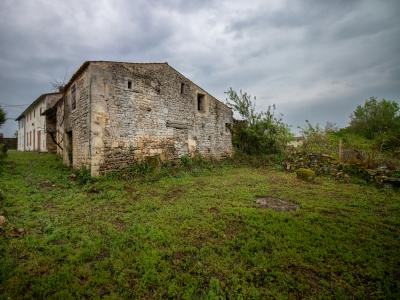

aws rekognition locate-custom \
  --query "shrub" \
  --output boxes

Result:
[179,154,193,168]
[296,168,315,182]
[226,88,292,155]
[298,121,339,156]
[0,144,7,161]
[0,144,7,175]
[0,106,6,128]
[75,167,92,184]
[111,154,223,182]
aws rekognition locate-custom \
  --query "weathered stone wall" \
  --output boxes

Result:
[44,93,62,153]
[56,100,64,156]
[46,116,57,154]
[62,69,91,169]
[45,93,62,111]
[89,62,233,175]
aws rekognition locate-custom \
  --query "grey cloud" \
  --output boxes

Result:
[0,0,399,137]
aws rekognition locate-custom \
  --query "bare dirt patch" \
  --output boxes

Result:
[43,201,57,210]
[9,227,26,237]
[95,248,109,261]
[38,180,57,191]
[124,186,141,201]
[318,209,349,218]
[224,218,246,238]
[112,218,126,230]
[208,207,220,214]
[255,196,299,211]
[162,186,186,202]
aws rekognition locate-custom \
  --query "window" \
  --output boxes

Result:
[180,83,185,94]
[128,80,132,89]
[40,107,42,115]
[197,93,205,112]
[71,84,76,110]
[33,109,35,118]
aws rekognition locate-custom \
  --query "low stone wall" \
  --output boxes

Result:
[284,149,400,187]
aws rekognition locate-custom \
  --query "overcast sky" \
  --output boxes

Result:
[0,0,399,137]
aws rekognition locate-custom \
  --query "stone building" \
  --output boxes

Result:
[44,61,233,176]
[16,92,62,152]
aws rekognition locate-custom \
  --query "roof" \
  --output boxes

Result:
[63,61,168,91]
[16,92,62,121]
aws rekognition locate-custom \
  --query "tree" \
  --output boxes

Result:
[0,106,6,128]
[349,97,400,139]
[225,88,292,155]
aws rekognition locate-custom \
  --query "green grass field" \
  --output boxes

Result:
[1,151,399,299]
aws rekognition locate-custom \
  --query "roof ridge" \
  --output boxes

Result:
[88,60,168,65]
[15,92,62,120]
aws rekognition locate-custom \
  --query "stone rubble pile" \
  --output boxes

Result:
[284,149,400,187]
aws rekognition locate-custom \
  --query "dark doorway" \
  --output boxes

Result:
[66,131,73,166]
[37,130,41,152]
[33,129,35,151]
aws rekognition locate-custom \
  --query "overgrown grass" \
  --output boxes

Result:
[1,151,399,298]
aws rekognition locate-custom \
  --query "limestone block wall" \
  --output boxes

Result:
[88,62,233,175]
[56,100,64,156]
[62,69,91,169]
[44,93,62,153]
[162,65,233,159]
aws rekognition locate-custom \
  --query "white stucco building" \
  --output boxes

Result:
[16,92,62,152]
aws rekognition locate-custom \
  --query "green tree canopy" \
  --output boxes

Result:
[225,88,292,155]
[349,97,400,139]
[0,106,6,128]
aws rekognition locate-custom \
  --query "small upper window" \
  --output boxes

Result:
[197,93,205,112]
[71,84,76,110]
[180,83,185,94]
[128,80,132,89]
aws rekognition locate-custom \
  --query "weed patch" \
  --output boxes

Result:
[0,151,399,298]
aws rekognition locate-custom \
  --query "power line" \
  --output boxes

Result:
[0,102,30,105]
[0,104,29,107]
